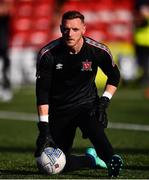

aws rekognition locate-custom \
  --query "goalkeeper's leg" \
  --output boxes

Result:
[79,111,123,177]
[50,111,101,172]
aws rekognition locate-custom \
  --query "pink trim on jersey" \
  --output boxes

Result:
[85,37,115,67]
[39,38,61,60]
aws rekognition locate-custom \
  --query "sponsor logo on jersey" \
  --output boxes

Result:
[56,63,63,69]
[81,60,92,71]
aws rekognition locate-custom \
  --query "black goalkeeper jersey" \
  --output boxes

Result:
[36,37,120,112]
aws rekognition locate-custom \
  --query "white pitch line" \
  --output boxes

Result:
[0,110,37,121]
[0,110,149,132]
[108,122,149,132]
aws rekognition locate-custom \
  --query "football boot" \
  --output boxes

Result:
[107,154,123,177]
[85,147,107,169]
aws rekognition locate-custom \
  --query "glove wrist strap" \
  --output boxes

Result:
[102,91,112,99]
[39,115,49,122]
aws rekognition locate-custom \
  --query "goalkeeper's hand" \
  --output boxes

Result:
[98,96,110,128]
[34,122,57,157]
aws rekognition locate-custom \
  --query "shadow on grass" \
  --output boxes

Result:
[0,169,38,176]
[0,146,34,153]
[124,165,149,171]
[0,146,149,155]
[63,170,107,179]
[0,169,107,179]
[72,147,149,155]
[115,148,149,155]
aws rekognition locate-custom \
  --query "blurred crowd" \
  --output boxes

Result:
[133,0,149,97]
[0,0,13,102]
[0,0,149,102]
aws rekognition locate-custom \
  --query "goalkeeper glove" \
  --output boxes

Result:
[34,122,56,157]
[98,96,110,128]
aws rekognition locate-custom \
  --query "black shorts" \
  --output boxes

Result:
[49,104,106,156]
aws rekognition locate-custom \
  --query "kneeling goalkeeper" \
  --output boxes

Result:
[34,10,123,177]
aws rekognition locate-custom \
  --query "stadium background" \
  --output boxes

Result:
[0,0,137,88]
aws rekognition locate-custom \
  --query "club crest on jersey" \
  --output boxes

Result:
[81,60,92,71]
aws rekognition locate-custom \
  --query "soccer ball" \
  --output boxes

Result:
[36,147,66,175]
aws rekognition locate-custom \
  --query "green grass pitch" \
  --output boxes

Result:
[0,86,149,179]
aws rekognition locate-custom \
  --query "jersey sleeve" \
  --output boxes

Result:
[36,50,54,105]
[97,49,120,87]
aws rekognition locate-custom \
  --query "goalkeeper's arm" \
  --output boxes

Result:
[34,105,56,157]
[35,51,56,157]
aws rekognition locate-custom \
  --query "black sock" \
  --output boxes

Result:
[64,154,93,172]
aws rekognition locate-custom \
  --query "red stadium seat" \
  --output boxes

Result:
[32,17,51,30]
[13,17,31,31]
[29,30,51,48]
[10,0,55,48]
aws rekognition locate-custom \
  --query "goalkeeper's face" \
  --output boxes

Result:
[60,18,86,49]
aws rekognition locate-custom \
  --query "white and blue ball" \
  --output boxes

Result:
[36,147,66,175]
